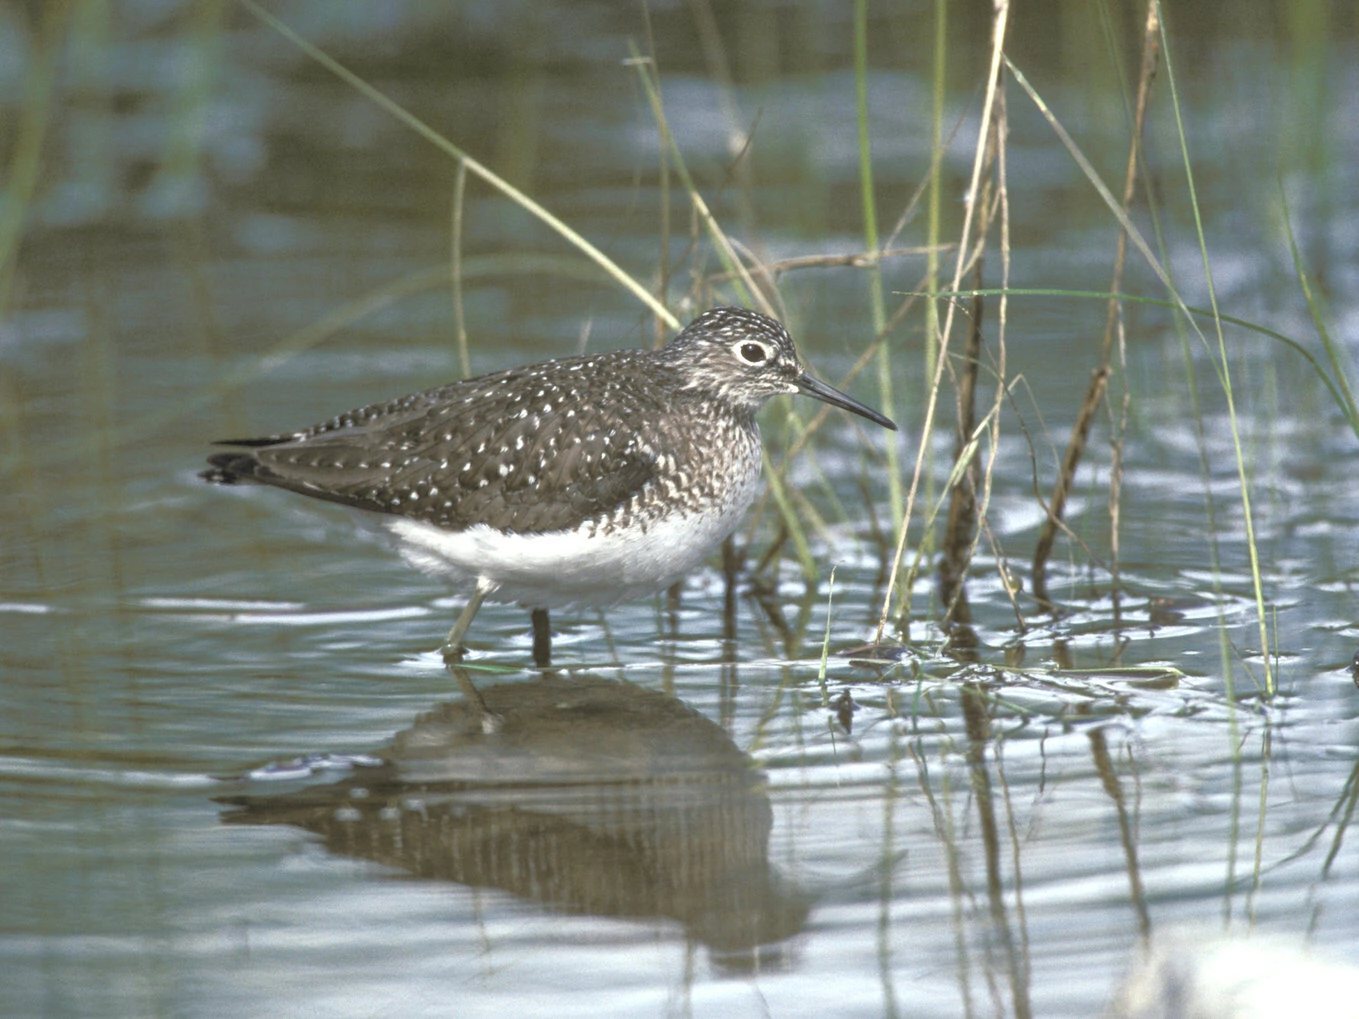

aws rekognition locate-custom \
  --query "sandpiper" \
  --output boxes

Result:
[202,306,896,663]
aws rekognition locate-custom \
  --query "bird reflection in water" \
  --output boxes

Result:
[219,673,809,967]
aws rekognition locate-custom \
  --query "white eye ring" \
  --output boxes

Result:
[734,340,772,364]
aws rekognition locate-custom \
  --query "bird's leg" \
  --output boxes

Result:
[530,608,551,668]
[443,578,493,659]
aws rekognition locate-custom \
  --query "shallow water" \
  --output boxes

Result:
[3,3,1359,1017]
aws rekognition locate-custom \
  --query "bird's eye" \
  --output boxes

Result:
[738,342,768,364]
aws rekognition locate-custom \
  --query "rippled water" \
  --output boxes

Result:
[3,3,1359,1017]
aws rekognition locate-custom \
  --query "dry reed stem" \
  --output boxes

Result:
[875,0,1011,643]
[1031,0,1162,608]
[938,268,985,630]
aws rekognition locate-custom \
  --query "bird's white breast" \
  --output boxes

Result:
[385,453,762,610]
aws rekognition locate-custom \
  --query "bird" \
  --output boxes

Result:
[201,306,896,664]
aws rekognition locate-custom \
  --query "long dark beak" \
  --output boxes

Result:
[796,371,897,431]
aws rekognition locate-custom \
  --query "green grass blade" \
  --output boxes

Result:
[237,0,678,331]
